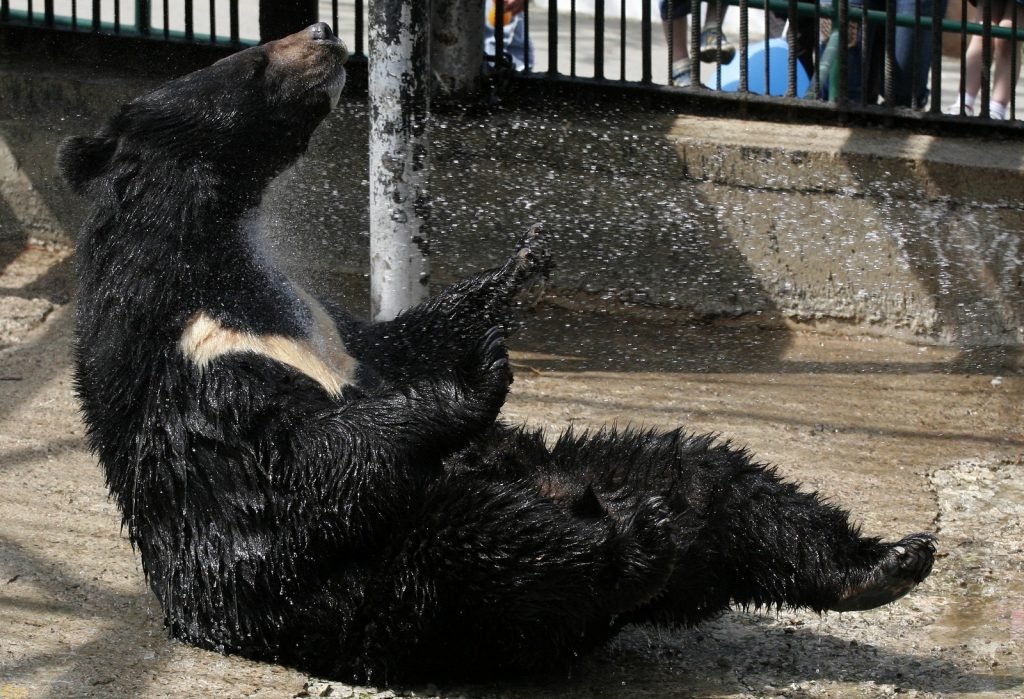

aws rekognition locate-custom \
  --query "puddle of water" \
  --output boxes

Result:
[930,460,1024,650]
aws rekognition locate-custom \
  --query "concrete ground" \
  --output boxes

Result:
[1,240,1022,698]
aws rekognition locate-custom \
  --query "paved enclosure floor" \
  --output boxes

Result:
[0,241,1022,698]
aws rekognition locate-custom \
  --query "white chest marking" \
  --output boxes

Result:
[179,294,357,396]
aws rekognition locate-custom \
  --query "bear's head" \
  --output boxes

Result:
[59,22,349,196]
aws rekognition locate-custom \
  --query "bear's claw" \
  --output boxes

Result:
[829,533,937,612]
[510,223,553,280]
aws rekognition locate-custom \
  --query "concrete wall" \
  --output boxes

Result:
[1,60,1021,348]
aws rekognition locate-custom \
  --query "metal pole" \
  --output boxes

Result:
[431,0,483,97]
[369,0,432,321]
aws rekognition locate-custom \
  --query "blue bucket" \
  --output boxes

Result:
[702,38,810,97]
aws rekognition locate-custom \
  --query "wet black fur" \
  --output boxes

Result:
[62,26,935,685]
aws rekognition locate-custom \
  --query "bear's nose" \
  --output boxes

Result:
[309,22,336,43]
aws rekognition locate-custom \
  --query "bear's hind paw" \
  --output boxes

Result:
[829,533,937,612]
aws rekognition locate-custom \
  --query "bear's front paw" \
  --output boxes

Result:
[460,326,512,413]
[508,223,554,283]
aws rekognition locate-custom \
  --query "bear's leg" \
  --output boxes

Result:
[547,429,935,625]
[341,225,550,381]
[339,470,677,683]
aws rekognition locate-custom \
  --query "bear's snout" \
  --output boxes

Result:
[266,23,349,66]
[309,22,335,43]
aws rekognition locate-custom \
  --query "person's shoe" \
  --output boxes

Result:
[698,27,736,64]
[987,101,1009,120]
[944,97,974,116]
[671,58,692,87]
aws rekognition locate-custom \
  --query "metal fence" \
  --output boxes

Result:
[2,0,1022,126]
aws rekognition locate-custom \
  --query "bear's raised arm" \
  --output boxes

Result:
[338,225,551,383]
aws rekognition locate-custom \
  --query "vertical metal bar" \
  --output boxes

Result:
[837,0,849,106]
[44,0,54,27]
[71,0,77,30]
[230,0,240,43]
[210,0,217,42]
[979,0,992,118]
[910,0,921,107]
[27,0,33,24]
[594,0,604,78]
[163,0,170,39]
[0,0,8,24]
[1012,2,1019,118]
[929,0,941,111]
[332,0,338,34]
[185,0,194,42]
[495,0,505,68]
[523,0,531,71]
[690,0,700,87]
[641,0,651,82]
[714,0,722,90]
[859,1,868,104]
[92,0,100,31]
[957,0,967,113]
[620,0,627,80]
[812,0,822,98]
[135,0,150,35]
[549,0,559,75]
[667,0,675,82]
[787,0,798,96]
[739,0,748,92]
[570,0,577,76]
[884,0,895,105]
[763,0,770,95]
[355,0,365,55]
[114,0,120,33]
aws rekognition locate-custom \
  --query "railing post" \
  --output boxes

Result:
[640,0,650,82]
[259,0,318,42]
[230,0,239,43]
[432,0,483,97]
[548,0,559,75]
[929,0,941,111]
[690,0,700,87]
[369,0,433,320]
[979,0,992,118]
[837,0,849,106]
[135,0,150,36]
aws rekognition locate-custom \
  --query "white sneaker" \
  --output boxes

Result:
[671,58,692,87]
[942,101,974,116]
[944,96,974,116]
[988,102,1008,120]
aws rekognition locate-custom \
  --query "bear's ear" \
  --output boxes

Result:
[57,135,117,194]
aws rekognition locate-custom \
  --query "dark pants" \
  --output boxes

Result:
[844,0,948,107]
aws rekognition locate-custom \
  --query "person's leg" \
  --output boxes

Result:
[888,0,947,107]
[699,0,736,64]
[949,4,996,113]
[989,3,1024,116]
[662,0,693,84]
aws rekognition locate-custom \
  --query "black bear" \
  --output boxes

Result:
[60,23,935,685]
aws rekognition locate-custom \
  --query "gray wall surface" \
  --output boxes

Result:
[1,61,1021,348]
